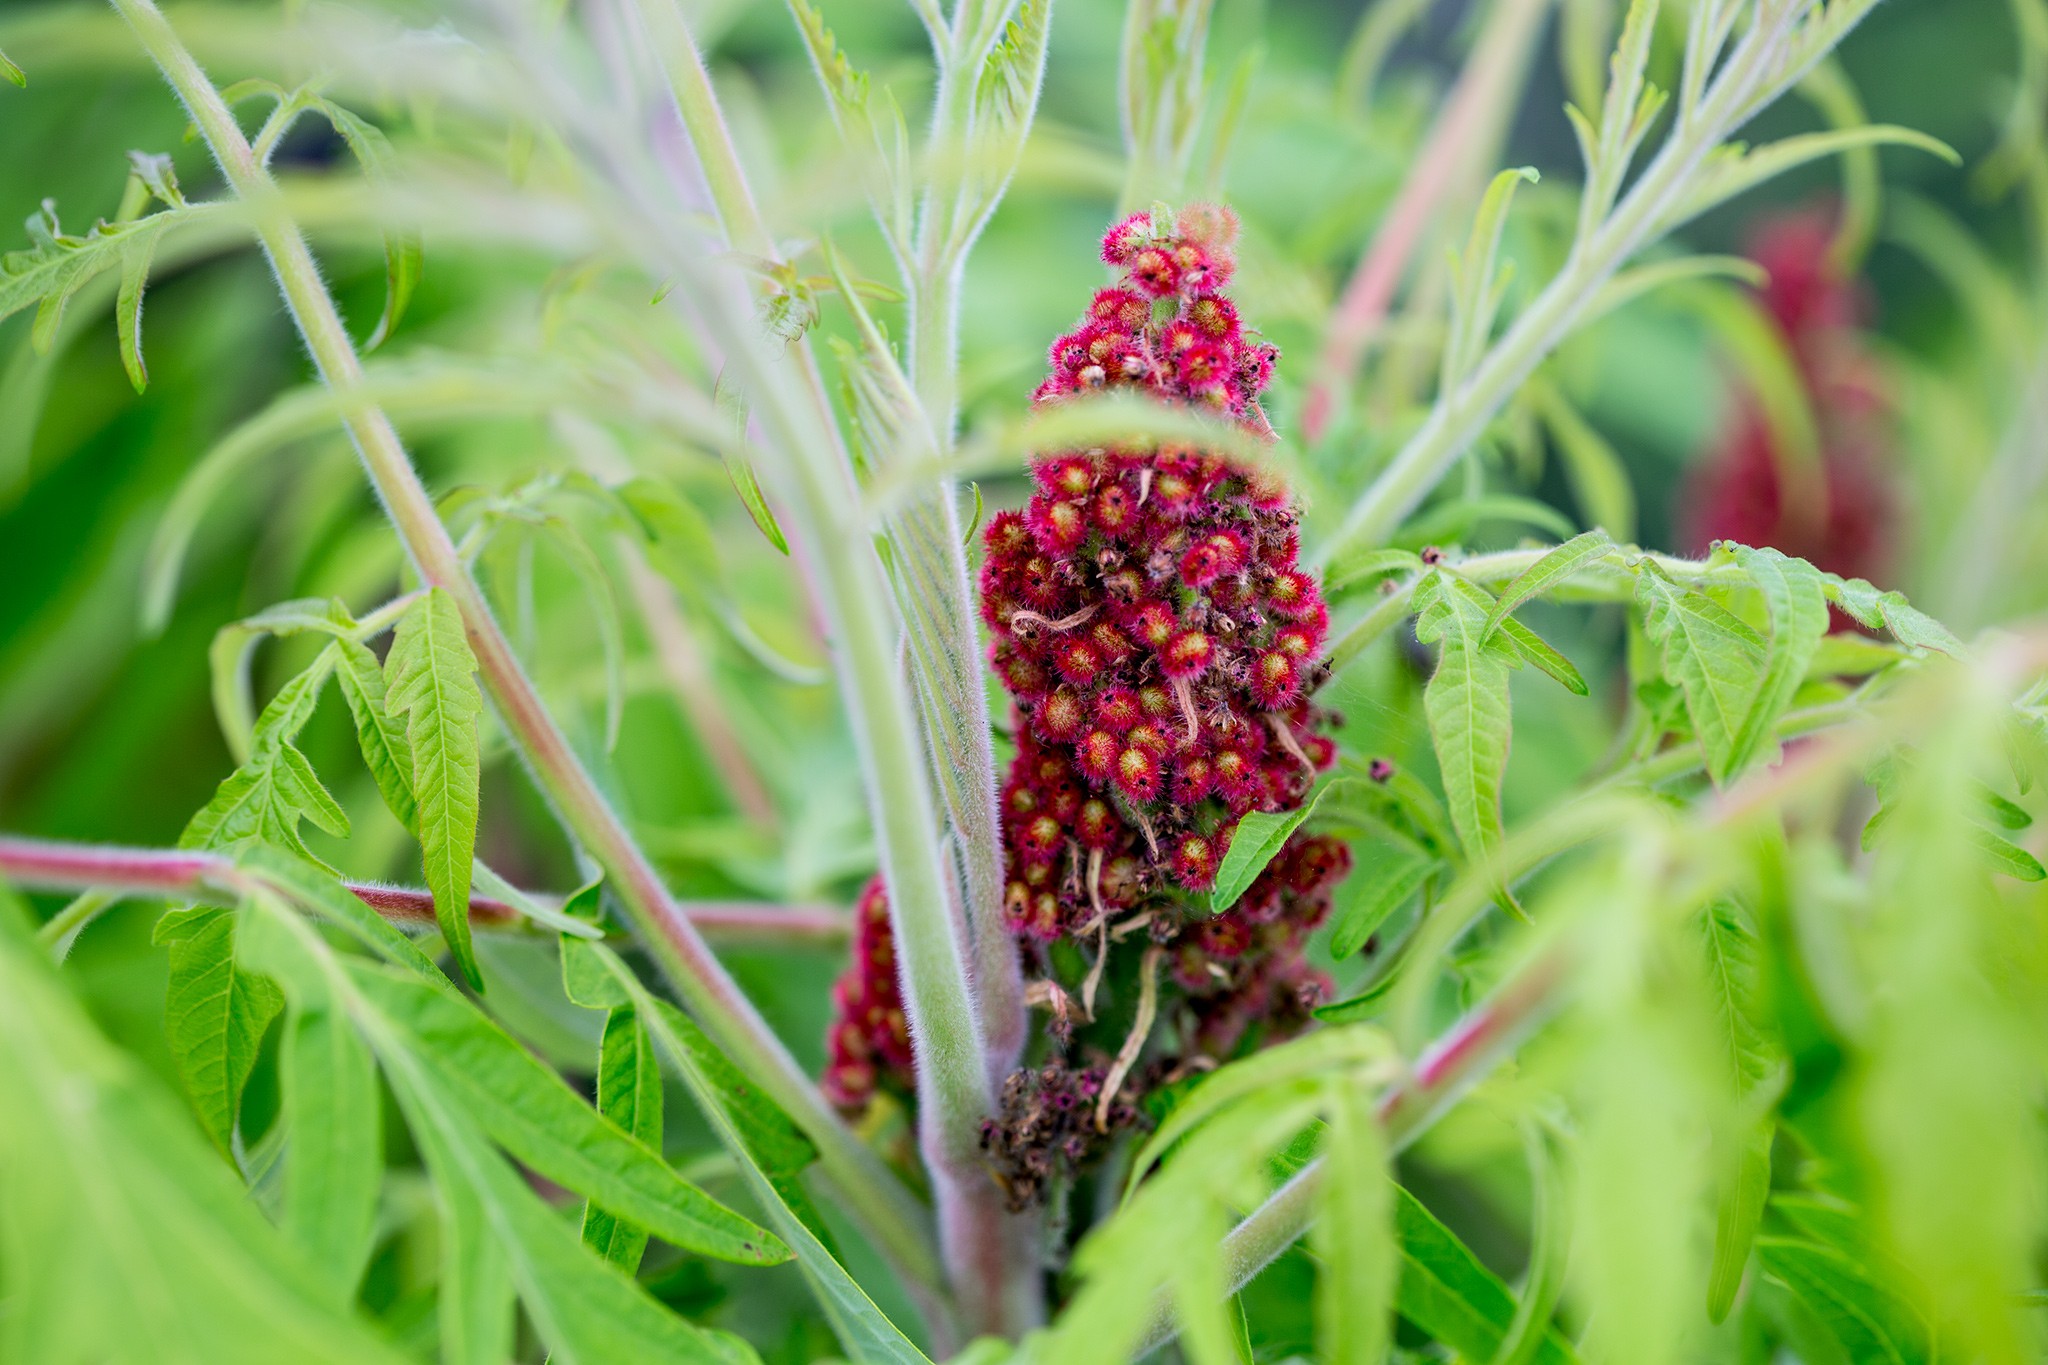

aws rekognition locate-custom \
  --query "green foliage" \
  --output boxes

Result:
[382,588,486,990]
[1413,571,1521,902]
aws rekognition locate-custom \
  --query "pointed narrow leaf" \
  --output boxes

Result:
[332,636,417,832]
[635,992,928,1365]
[372,1036,753,1365]
[1756,1237,1931,1364]
[582,1007,661,1274]
[1971,827,2047,881]
[1314,1077,1396,1365]
[183,650,348,860]
[281,1004,382,1297]
[1394,1186,1580,1364]
[156,904,284,1155]
[1210,779,1355,913]
[1496,616,1589,695]
[115,220,166,393]
[0,47,23,86]
[344,962,786,1265]
[435,1154,516,1365]
[1481,531,1614,637]
[1329,846,1436,959]
[1635,563,1764,785]
[384,588,485,990]
[0,910,413,1365]
[1708,1122,1773,1324]
[238,844,452,985]
[1727,546,1828,773]
[1414,574,1521,899]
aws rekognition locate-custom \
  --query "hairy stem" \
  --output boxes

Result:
[1325,1,1842,559]
[0,834,850,945]
[619,0,1024,1331]
[105,0,939,1294]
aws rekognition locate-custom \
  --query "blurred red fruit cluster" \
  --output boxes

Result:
[1682,209,1896,588]
[820,876,914,1111]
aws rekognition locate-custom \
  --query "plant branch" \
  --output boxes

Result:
[1323,0,1872,560]
[104,0,940,1295]
[0,834,850,945]
[1302,0,1556,444]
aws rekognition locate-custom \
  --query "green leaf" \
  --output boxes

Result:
[238,843,452,985]
[343,961,786,1265]
[1,201,218,333]
[1482,530,1615,636]
[1495,1122,1570,1365]
[1756,1238,1932,1365]
[1393,1186,1580,1365]
[1662,126,1959,236]
[384,587,486,990]
[1698,899,1774,1093]
[435,1143,517,1365]
[1708,1122,1774,1324]
[1126,1028,1393,1195]
[708,370,790,554]
[0,910,414,1365]
[1971,827,2048,881]
[370,1025,758,1365]
[280,1003,382,1298]
[581,1007,662,1274]
[1823,574,1966,657]
[1496,616,1590,695]
[1328,845,1436,960]
[1727,546,1828,773]
[315,102,421,350]
[1324,546,1425,599]
[1210,778,1355,913]
[0,46,24,86]
[183,649,349,861]
[1413,572,1521,901]
[114,218,167,393]
[332,635,418,832]
[1443,167,1540,387]
[1314,1078,1396,1365]
[1635,561,1764,786]
[635,992,925,1364]
[1398,494,1578,550]
[156,903,284,1156]
[1313,974,1404,1024]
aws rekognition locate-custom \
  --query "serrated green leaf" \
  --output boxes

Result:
[0,909,414,1365]
[280,1003,382,1298]
[1482,530,1615,636]
[1971,827,2047,881]
[157,903,284,1156]
[1393,1185,1580,1365]
[581,1007,661,1274]
[332,635,417,832]
[1414,573,1521,902]
[1210,779,1355,914]
[384,588,485,990]
[1708,1122,1773,1324]
[1329,845,1436,960]
[238,843,452,985]
[344,961,785,1265]
[634,992,921,1364]
[1756,1238,1931,1365]
[1727,545,1829,773]
[1496,615,1590,695]
[1699,899,1774,1092]
[370,1022,757,1365]
[2,203,218,333]
[1312,1076,1396,1365]
[1635,562,1764,786]
[1824,576,1967,658]
[183,649,349,861]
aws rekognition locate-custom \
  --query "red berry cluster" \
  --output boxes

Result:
[821,876,913,1111]
[1683,208,1895,588]
[984,207,1336,939]
[1173,832,1349,1056]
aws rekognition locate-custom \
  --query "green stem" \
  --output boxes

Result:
[105,0,939,1296]
[1324,2,1819,559]
[623,1,1026,1332]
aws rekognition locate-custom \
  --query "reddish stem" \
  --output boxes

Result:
[1301,0,1552,444]
[0,834,848,944]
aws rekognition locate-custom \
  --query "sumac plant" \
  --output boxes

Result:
[3,0,2048,1361]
